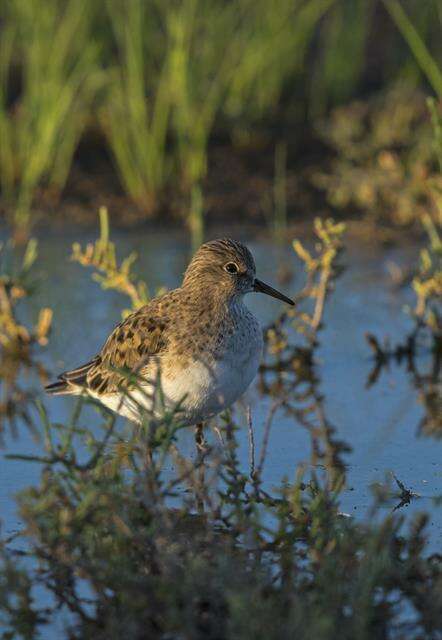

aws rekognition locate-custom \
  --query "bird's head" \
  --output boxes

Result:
[182,238,294,306]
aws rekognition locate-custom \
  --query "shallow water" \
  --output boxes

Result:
[1,227,441,556]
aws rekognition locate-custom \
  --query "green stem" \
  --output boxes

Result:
[189,185,204,251]
[382,0,442,98]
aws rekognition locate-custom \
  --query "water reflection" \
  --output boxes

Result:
[259,350,350,490]
[0,240,51,440]
[366,330,441,436]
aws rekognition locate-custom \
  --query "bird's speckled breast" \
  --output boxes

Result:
[161,300,263,424]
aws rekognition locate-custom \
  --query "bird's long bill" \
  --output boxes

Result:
[253,278,295,306]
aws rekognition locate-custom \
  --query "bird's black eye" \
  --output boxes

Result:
[224,262,239,274]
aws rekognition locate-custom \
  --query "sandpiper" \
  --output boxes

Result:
[46,239,294,431]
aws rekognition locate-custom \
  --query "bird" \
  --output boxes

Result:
[45,239,294,440]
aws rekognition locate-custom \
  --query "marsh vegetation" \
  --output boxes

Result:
[0,0,441,637]
[0,212,440,638]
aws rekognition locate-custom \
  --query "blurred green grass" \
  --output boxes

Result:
[0,0,441,239]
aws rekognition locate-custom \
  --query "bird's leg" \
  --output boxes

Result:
[195,422,206,453]
[194,422,206,513]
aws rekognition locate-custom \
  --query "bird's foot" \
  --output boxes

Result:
[195,422,207,454]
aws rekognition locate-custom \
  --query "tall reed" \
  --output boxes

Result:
[382,0,442,99]
[165,0,335,242]
[101,0,172,214]
[0,0,440,239]
[0,0,100,235]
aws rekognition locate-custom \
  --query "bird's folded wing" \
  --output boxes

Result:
[47,304,169,396]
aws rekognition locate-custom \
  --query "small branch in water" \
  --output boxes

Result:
[212,424,225,447]
[391,472,420,511]
[257,400,281,478]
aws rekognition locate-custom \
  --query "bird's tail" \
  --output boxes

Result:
[45,356,99,396]
[45,379,75,396]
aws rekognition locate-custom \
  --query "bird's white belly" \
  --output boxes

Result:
[163,348,261,424]
[95,340,262,425]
